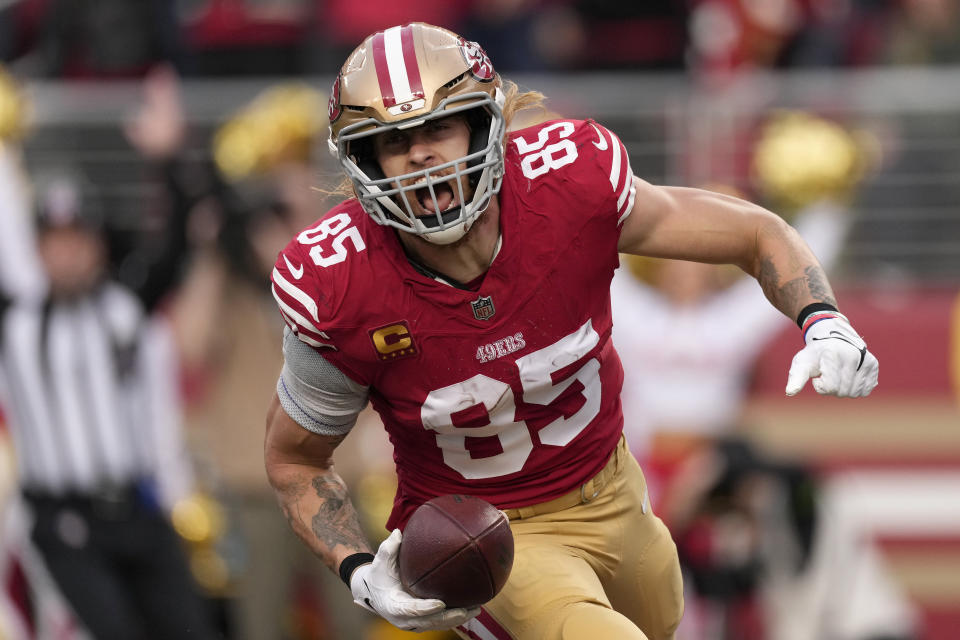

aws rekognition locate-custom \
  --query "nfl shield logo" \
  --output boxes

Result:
[470,295,496,321]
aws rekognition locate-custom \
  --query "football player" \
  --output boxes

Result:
[265,23,878,639]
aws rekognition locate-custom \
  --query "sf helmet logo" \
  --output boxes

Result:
[459,38,495,81]
[328,74,342,123]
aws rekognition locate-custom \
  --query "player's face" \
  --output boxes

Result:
[372,114,474,219]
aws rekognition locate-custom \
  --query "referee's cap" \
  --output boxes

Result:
[33,167,104,232]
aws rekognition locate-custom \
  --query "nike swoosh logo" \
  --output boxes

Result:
[284,255,304,280]
[811,331,867,371]
[589,123,608,150]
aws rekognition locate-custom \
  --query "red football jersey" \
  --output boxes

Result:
[272,119,636,529]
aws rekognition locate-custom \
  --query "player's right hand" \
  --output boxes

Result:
[349,529,481,631]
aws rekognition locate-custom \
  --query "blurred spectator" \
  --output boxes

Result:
[4,0,957,80]
[460,0,558,72]
[319,0,469,53]
[0,65,44,301]
[687,0,804,81]
[613,110,866,479]
[882,0,960,65]
[782,0,897,68]
[665,436,917,640]
[16,0,184,78]
[570,0,688,69]
[127,70,367,638]
[179,0,314,76]
[313,0,471,70]
[514,1,689,71]
[687,0,960,75]
[0,3,13,61]
[610,111,915,639]
[117,64,200,313]
[0,0,47,65]
[0,160,218,639]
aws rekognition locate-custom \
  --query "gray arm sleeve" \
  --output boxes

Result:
[277,327,370,436]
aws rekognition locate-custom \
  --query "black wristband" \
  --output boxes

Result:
[338,552,375,587]
[796,302,839,328]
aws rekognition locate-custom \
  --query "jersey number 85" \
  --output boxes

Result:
[421,320,601,479]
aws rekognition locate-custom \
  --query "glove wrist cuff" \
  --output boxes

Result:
[339,552,375,587]
[796,302,839,328]
[798,303,850,342]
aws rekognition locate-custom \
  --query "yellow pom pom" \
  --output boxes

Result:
[753,110,867,212]
[189,548,232,593]
[213,117,261,181]
[213,83,327,181]
[171,492,226,544]
[0,66,28,143]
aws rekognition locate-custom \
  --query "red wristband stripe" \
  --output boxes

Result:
[801,312,841,341]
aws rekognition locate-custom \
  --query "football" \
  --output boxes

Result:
[398,494,514,609]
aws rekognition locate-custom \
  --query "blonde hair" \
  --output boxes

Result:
[501,79,547,130]
[317,78,549,198]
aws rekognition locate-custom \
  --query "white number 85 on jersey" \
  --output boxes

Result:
[420,320,602,479]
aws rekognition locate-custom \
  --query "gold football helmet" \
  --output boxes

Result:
[328,23,505,244]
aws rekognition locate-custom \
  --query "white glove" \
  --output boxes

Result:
[785,313,879,398]
[349,529,480,631]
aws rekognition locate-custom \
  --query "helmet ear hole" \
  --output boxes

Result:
[465,108,493,187]
[350,138,387,182]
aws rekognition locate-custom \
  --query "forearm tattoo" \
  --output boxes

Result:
[758,258,837,317]
[310,475,369,557]
[274,435,370,569]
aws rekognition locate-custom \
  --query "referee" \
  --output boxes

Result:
[0,169,217,640]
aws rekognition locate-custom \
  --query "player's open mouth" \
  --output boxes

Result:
[414,181,459,215]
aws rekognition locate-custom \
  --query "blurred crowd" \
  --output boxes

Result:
[0,0,959,80]
[0,2,958,640]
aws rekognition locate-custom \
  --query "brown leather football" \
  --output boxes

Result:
[398,494,514,609]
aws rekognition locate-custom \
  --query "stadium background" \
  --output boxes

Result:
[1,1,959,639]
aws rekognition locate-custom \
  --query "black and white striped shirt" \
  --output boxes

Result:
[0,282,191,507]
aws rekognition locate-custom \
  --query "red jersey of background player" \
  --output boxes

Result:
[272,118,637,530]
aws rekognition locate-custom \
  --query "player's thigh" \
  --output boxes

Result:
[458,530,649,640]
[606,455,684,640]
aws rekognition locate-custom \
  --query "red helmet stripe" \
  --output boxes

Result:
[400,24,424,101]
[372,25,425,111]
[371,30,396,108]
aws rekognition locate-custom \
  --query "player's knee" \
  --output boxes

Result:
[557,602,649,640]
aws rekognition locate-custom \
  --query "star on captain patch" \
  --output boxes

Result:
[470,295,496,321]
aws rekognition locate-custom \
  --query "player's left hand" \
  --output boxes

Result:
[785,314,878,398]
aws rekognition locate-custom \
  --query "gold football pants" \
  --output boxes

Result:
[456,437,684,640]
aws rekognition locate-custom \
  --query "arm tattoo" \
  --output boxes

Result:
[803,265,836,304]
[758,258,836,316]
[310,475,369,557]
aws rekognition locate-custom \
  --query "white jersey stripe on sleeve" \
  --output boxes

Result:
[593,122,632,220]
[272,284,325,336]
[272,266,320,323]
[293,331,337,350]
[616,139,633,213]
[608,131,622,192]
[278,311,297,332]
[276,303,338,350]
[618,179,636,225]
